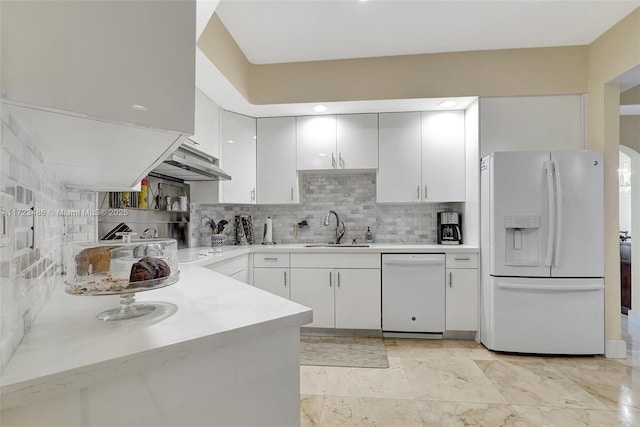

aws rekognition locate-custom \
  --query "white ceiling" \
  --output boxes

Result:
[215,0,640,65]
[199,0,640,117]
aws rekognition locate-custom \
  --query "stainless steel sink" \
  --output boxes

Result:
[304,244,370,248]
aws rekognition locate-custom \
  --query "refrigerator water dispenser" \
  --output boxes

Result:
[504,215,540,266]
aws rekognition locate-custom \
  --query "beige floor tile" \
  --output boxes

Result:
[513,404,638,427]
[403,357,507,404]
[324,357,413,399]
[319,396,422,427]
[543,357,640,411]
[301,394,324,427]
[301,365,330,395]
[415,401,530,427]
[476,359,608,409]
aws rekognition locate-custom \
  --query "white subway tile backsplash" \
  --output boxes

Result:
[0,108,97,369]
[191,173,462,247]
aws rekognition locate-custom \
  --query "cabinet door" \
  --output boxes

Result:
[290,268,334,328]
[256,117,299,204]
[422,111,466,202]
[296,116,337,170]
[2,0,196,134]
[220,110,257,204]
[186,89,220,159]
[445,268,478,331]
[335,269,381,330]
[254,268,290,299]
[336,114,378,169]
[377,112,422,202]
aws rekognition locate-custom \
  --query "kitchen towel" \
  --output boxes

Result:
[264,217,273,243]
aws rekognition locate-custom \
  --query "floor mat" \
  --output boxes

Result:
[300,336,389,368]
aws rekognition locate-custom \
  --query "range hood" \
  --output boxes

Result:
[150,143,231,182]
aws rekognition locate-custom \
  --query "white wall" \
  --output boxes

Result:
[464,99,479,246]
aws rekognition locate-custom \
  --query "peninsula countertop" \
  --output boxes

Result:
[0,262,312,411]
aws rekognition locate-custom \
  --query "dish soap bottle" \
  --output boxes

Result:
[365,226,373,243]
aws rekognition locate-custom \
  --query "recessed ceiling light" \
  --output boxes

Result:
[313,105,328,113]
[131,104,147,111]
[227,140,234,144]
[317,153,327,157]
[438,101,457,108]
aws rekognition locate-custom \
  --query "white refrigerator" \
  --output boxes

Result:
[480,151,605,354]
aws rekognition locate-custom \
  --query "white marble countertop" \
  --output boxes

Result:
[0,262,312,411]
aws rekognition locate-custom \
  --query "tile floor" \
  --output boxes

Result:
[300,315,640,426]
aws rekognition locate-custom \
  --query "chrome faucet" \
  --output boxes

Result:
[323,210,345,244]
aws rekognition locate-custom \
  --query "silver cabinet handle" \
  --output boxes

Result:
[449,271,452,287]
[290,187,294,201]
[416,185,420,200]
[424,185,428,199]
[329,271,332,287]
[251,188,256,202]
[337,271,341,287]
[455,257,471,261]
[263,257,278,261]
[331,153,336,168]
[284,271,287,287]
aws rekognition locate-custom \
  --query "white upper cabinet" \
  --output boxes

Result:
[0,0,196,190]
[257,117,299,204]
[336,114,378,169]
[378,112,423,202]
[421,111,465,202]
[220,110,257,204]
[378,111,466,203]
[297,114,378,171]
[186,89,220,159]
[2,0,195,133]
[296,115,337,170]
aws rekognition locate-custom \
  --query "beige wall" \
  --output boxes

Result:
[199,13,588,103]
[198,13,251,101]
[621,116,640,152]
[587,7,640,345]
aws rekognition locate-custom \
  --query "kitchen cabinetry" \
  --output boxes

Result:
[220,110,257,204]
[256,117,299,204]
[205,254,250,284]
[296,114,378,171]
[445,253,478,331]
[378,111,465,203]
[0,0,196,191]
[289,253,381,330]
[421,111,465,202]
[253,252,290,299]
[185,89,220,159]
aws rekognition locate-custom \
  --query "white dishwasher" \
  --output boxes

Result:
[382,253,446,334]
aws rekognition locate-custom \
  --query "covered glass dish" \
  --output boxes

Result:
[65,238,180,320]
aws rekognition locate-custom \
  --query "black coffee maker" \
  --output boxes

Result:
[437,211,462,245]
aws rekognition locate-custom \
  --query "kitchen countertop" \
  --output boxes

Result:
[179,243,478,263]
[0,261,312,411]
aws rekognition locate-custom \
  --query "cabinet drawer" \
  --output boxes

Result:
[290,253,380,269]
[253,252,290,268]
[446,253,478,268]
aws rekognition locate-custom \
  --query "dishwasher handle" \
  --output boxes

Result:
[383,260,445,266]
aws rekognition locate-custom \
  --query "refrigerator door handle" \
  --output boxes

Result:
[497,282,604,292]
[553,160,563,267]
[544,160,556,267]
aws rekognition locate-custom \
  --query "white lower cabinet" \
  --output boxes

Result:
[445,253,479,331]
[253,252,291,299]
[253,268,290,299]
[289,267,381,330]
[205,255,249,284]
[334,268,381,330]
